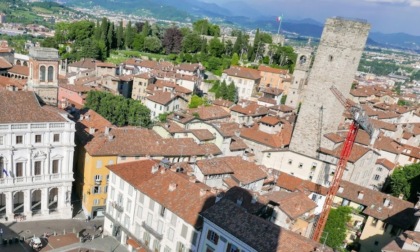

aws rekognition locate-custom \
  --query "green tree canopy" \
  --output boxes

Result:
[85,91,151,127]
[143,36,162,53]
[182,32,202,53]
[321,206,352,251]
[385,163,420,202]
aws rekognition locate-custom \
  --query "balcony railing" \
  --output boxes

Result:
[141,221,163,240]
[0,174,73,186]
[110,201,124,212]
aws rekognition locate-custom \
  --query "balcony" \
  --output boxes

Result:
[141,221,163,240]
[111,201,124,212]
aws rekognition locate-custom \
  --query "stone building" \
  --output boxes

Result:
[27,47,60,106]
[286,47,312,109]
[289,18,371,158]
[0,90,75,221]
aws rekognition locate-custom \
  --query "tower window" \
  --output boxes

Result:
[328,55,333,62]
[48,66,54,82]
[40,66,46,82]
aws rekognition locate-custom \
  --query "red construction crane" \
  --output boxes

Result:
[312,86,377,242]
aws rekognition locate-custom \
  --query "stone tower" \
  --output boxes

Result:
[286,47,313,108]
[289,17,370,158]
[27,47,59,106]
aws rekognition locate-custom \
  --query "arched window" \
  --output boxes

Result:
[40,66,46,82]
[47,66,54,82]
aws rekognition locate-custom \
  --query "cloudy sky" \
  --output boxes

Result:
[208,0,420,35]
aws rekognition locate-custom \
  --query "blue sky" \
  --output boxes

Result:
[207,0,420,35]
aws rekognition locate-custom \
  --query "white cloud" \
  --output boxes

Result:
[365,0,420,6]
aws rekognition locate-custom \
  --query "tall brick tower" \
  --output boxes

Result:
[286,47,313,109]
[27,47,59,106]
[289,17,370,158]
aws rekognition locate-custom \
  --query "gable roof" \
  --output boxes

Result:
[276,172,328,196]
[223,66,261,80]
[265,191,317,219]
[0,91,67,123]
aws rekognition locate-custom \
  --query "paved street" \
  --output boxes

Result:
[0,217,128,252]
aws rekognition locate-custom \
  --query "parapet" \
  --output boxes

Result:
[29,47,59,61]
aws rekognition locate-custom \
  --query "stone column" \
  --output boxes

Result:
[41,188,49,215]
[23,189,31,217]
[5,191,13,221]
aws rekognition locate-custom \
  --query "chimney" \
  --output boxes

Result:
[108,135,114,141]
[105,126,110,136]
[383,197,391,207]
[200,188,207,197]
[168,183,177,192]
[85,114,90,121]
[189,176,196,183]
[151,164,159,174]
[79,115,84,121]
[89,127,95,134]
[399,193,404,200]
[358,191,364,200]
[210,187,218,194]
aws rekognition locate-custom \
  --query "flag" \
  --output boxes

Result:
[2,168,8,177]
[276,16,282,22]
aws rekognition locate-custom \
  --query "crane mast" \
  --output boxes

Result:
[312,86,376,242]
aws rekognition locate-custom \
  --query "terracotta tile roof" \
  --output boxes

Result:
[156,121,185,134]
[374,135,403,154]
[400,144,420,159]
[197,156,267,184]
[258,97,276,105]
[74,76,100,86]
[96,62,116,68]
[360,104,379,116]
[109,162,216,227]
[266,191,317,219]
[337,180,415,229]
[377,111,400,119]
[124,58,142,66]
[140,170,216,227]
[188,106,231,121]
[167,112,195,124]
[258,65,289,75]
[276,172,328,195]
[133,72,153,79]
[240,122,292,148]
[269,104,294,112]
[222,186,269,214]
[324,133,344,143]
[319,143,370,163]
[0,90,67,123]
[230,136,248,151]
[382,232,420,252]
[176,63,199,72]
[0,76,26,90]
[68,58,97,69]
[214,122,242,137]
[0,57,12,69]
[369,118,397,132]
[147,91,186,105]
[223,66,261,80]
[231,101,269,116]
[189,129,215,141]
[59,83,97,93]
[350,86,376,97]
[262,87,283,96]
[201,199,331,252]
[213,98,234,108]
[8,65,29,76]
[119,75,134,82]
[259,116,281,126]
[376,158,396,171]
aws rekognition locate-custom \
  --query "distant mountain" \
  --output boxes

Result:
[369,32,420,49]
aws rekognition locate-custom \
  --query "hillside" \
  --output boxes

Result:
[0,0,86,28]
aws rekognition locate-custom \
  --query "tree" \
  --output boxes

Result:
[54,22,70,44]
[85,91,151,127]
[280,95,287,105]
[216,80,228,99]
[385,163,420,202]
[116,20,124,49]
[225,40,233,57]
[193,19,210,35]
[141,21,151,37]
[182,32,202,53]
[162,27,183,54]
[227,82,237,102]
[132,34,145,51]
[41,37,58,48]
[208,37,225,57]
[125,21,135,49]
[143,36,162,53]
[259,32,273,44]
[321,206,352,251]
[189,95,205,108]
[231,53,239,66]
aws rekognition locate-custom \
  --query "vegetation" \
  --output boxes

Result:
[189,95,210,108]
[84,91,151,127]
[384,163,420,203]
[321,206,352,251]
[280,95,287,105]
[209,80,237,102]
